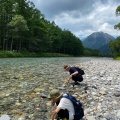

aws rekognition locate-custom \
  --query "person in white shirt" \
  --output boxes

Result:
[48,89,75,120]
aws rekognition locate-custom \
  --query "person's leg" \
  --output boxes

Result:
[73,74,83,82]
[63,109,69,120]
[78,74,83,82]
[72,75,78,82]
[72,74,83,85]
[71,76,80,86]
[57,109,69,120]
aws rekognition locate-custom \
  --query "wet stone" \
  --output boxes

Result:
[114,92,120,97]
[0,58,120,120]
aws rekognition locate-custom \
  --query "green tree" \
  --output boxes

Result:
[114,5,120,30]
[83,48,102,56]
[0,0,95,57]
[109,37,120,56]
[109,6,120,56]
[0,0,15,50]
[61,29,84,56]
[53,25,63,53]
[46,21,62,53]
[7,15,28,51]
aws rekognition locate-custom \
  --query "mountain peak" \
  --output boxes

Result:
[82,31,115,55]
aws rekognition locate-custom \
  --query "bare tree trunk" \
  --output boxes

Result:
[10,37,13,50]
[5,39,8,51]
[19,39,21,51]
[3,39,5,51]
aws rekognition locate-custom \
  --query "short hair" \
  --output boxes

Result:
[64,64,69,69]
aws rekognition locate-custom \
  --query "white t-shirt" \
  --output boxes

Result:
[58,94,75,120]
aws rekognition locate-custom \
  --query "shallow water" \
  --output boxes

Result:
[0,57,92,95]
[0,57,108,119]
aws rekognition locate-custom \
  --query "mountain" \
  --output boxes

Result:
[82,32,115,55]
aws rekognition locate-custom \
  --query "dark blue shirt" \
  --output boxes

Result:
[69,67,78,75]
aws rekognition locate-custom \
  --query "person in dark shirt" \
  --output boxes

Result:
[64,64,83,85]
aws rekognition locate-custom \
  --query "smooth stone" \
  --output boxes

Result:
[104,112,112,119]
[114,92,120,97]
[86,115,96,120]
[0,114,10,120]
[116,110,120,117]
[91,92,97,96]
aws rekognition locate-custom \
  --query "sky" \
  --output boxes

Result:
[30,0,120,39]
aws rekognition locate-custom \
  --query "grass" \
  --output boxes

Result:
[115,56,120,60]
[0,51,72,58]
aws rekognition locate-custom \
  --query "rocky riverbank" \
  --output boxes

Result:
[76,58,120,120]
[0,58,120,120]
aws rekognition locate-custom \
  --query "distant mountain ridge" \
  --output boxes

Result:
[82,32,115,55]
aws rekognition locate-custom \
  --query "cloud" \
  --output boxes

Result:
[34,0,95,18]
[31,0,120,39]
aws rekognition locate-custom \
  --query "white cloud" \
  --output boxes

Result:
[31,0,120,39]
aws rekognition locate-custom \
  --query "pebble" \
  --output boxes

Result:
[0,114,10,120]
[0,58,120,120]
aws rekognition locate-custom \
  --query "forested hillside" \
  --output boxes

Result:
[0,0,85,56]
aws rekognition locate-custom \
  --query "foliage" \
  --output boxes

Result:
[0,51,23,57]
[115,56,120,60]
[116,6,120,16]
[7,15,29,51]
[83,48,102,56]
[0,0,100,57]
[7,15,28,32]
[109,6,120,57]
[0,51,72,58]
[114,6,120,30]
[109,37,120,56]
[114,23,120,30]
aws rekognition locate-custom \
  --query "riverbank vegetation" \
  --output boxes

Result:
[0,50,102,58]
[109,6,120,60]
[0,51,72,58]
[115,57,120,60]
[109,36,120,58]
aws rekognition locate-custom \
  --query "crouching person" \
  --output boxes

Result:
[48,89,75,120]
[63,64,84,85]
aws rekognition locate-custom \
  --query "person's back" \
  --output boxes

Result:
[70,67,83,82]
[57,93,75,120]
[64,65,83,84]
[48,89,75,120]
[63,93,84,120]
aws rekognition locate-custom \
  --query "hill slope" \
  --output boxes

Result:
[82,32,115,55]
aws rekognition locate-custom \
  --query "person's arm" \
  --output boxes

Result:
[50,106,61,120]
[67,71,78,81]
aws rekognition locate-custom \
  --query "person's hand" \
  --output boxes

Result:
[51,100,56,106]
[63,80,69,86]
[69,74,73,79]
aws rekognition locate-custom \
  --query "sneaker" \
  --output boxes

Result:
[74,82,80,85]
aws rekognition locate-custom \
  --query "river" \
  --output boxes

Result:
[1,57,115,120]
